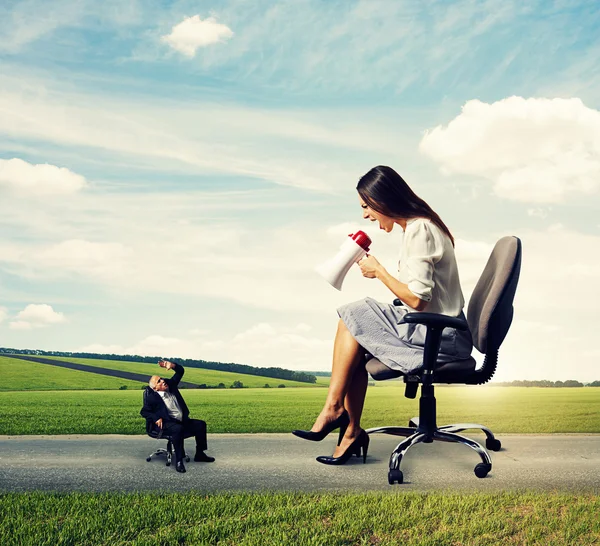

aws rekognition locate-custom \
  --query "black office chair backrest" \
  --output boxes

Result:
[467,236,522,355]
[143,386,152,405]
[143,386,169,439]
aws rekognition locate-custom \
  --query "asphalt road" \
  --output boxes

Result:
[4,355,200,389]
[1,433,598,493]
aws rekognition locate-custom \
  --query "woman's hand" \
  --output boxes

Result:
[358,254,384,279]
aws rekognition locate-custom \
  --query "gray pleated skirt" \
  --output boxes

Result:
[337,297,473,375]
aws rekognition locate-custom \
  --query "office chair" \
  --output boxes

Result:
[143,387,190,466]
[366,236,522,484]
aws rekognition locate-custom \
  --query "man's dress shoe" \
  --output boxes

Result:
[194,452,215,463]
[175,461,186,473]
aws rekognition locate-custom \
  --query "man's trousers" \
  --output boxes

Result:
[163,418,207,463]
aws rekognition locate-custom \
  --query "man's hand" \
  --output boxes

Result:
[156,418,163,429]
[358,254,384,279]
[158,359,175,371]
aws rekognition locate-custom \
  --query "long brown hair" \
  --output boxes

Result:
[357,165,455,247]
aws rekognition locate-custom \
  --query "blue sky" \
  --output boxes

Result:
[1,0,599,381]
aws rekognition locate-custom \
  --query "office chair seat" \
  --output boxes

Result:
[366,356,477,381]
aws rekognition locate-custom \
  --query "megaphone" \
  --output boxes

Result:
[316,230,372,290]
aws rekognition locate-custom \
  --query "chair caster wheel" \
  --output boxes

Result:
[388,469,403,485]
[474,463,491,478]
[166,462,171,467]
[486,438,501,451]
[146,457,152,462]
[185,456,190,462]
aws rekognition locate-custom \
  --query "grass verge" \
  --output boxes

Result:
[1,386,599,435]
[0,491,598,545]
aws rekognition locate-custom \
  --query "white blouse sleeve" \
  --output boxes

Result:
[402,221,444,302]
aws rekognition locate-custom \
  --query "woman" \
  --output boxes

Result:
[292,165,473,465]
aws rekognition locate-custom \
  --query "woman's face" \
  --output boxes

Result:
[359,196,395,232]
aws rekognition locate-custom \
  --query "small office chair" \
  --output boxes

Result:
[143,387,190,466]
[366,236,522,484]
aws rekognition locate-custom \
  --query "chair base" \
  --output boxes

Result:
[367,418,500,484]
[146,440,190,466]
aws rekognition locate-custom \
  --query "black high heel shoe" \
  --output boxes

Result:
[316,430,370,466]
[292,410,350,444]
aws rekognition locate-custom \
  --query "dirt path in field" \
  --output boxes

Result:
[1,434,599,493]
[4,354,200,388]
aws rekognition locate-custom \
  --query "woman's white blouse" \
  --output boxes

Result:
[398,218,465,317]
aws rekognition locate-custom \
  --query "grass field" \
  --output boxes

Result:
[1,385,598,435]
[4,355,321,389]
[1,357,146,391]
[0,491,598,545]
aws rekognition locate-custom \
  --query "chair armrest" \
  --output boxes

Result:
[403,312,468,331]
[403,312,469,385]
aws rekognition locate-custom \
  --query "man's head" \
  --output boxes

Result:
[149,375,169,392]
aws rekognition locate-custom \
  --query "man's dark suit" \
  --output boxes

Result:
[140,363,207,463]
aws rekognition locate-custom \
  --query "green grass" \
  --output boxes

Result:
[16,355,320,389]
[1,357,145,391]
[0,491,598,545]
[1,386,598,435]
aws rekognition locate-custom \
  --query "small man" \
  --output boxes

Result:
[141,359,214,473]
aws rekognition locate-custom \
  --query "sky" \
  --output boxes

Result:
[1,0,599,382]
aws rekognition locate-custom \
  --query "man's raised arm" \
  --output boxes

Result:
[159,359,184,386]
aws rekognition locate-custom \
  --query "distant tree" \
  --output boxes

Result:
[278,384,286,388]
[588,381,600,387]
[119,385,128,390]
[264,383,271,388]
[562,380,584,388]
[231,381,244,389]
[198,384,207,389]
[217,383,226,389]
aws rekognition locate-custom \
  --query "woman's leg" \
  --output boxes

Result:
[337,357,368,437]
[311,318,364,432]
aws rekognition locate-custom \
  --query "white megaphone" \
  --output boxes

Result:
[316,230,372,290]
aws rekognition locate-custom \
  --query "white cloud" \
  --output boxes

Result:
[161,15,233,57]
[9,304,66,330]
[79,322,332,371]
[0,158,86,197]
[527,207,550,219]
[127,335,186,357]
[36,239,131,280]
[9,321,33,331]
[420,96,600,204]
[79,343,125,354]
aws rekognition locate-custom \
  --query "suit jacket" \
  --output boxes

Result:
[140,363,191,435]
